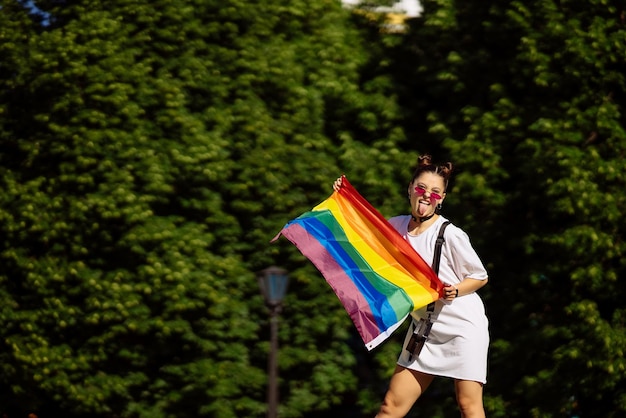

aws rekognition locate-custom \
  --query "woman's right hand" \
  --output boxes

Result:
[333,177,343,192]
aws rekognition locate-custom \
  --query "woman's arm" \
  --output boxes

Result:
[443,277,488,301]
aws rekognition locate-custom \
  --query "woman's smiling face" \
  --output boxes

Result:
[408,171,446,218]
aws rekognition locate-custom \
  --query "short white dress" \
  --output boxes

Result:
[388,215,489,384]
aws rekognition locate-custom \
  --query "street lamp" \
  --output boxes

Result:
[258,266,289,418]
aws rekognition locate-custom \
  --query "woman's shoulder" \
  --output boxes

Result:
[437,217,469,239]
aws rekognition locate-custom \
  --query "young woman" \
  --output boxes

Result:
[335,155,489,417]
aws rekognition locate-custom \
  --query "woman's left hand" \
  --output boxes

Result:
[332,177,343,192]
[442,283,459,301]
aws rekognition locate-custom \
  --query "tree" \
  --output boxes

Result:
[0,0,259,416]
[0,0,411,416]
[389,0,626,415]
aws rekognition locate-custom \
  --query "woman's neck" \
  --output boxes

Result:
[408,213,439,235]
[412,212,435,223]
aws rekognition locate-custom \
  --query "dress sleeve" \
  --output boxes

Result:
[388,215,409,234]
[444,225,488,281]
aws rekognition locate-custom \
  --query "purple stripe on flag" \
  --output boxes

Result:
[281,223,380,343]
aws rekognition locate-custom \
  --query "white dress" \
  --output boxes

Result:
[388,215,489,384]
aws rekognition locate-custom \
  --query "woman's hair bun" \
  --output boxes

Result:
[438,162,453,180]
[417,155,433,167]
[413,155,454,182]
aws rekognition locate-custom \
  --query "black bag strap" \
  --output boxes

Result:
[426,221,451,313]
[432,221,451,276]
[406,221,452,360]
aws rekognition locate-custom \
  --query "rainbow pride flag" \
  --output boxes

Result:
[273,176,444,350]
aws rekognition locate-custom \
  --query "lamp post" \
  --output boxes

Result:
[258,266,289,418]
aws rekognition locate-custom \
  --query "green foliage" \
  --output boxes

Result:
[0,0,409,417]
[3,0,626,416]
[0,2,257,416]
[391,0,626,415]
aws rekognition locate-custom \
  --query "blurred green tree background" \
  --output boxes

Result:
[0,0,624,417]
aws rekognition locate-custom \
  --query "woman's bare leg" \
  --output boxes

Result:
[376,366,434,418]
[454,379,485,418]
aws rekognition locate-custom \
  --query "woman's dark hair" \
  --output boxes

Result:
[410,155,454,190]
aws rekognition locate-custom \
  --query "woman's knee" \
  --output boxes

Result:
[377,388,409,418]
[377,368,433,417]
[455,380,485,418]
[456,393,483,416]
